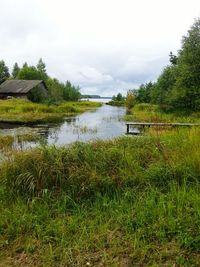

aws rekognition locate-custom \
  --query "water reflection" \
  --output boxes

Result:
[0,105,127,147]
[46,105,126,145]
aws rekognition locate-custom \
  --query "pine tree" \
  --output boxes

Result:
[0,60,10,84]
[36,58,47,80]
[12,62,20,78]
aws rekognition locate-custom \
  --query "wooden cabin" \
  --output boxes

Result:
[0,80,48,101]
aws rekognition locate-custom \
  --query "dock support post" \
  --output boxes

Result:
[126,124,130,134]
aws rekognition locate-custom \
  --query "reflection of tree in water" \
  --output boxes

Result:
[36,117,78,143]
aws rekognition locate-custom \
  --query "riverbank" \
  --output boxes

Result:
[124,103,200,123]
[0,99,102,124]
[1,125,200,266]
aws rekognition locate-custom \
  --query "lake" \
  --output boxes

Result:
[0,103,128,147]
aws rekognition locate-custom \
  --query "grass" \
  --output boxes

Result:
[0,99,102,124]
[124,103,200,123]
[107,100,125,107]
[1,127,200,266]
[0,133,41,150]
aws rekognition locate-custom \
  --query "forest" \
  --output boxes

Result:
[131,18,200,112]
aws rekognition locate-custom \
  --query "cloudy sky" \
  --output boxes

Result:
[1,0,200,96]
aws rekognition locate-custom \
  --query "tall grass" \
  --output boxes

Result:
[1,128,200,265]
[0,99,101,124]
[125,103,200,123]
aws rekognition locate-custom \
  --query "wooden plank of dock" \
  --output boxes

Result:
[126,122,200,134]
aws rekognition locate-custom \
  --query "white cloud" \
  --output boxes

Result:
[0,0,200,95]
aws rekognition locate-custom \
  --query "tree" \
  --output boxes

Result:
[22,62,28,68]
[171,18,200,110]
[46,78,64,103]
[17,65,44,80]
[12,62,20,78]
[0,60,10,84]
[169,52,178,65]
[112,93,124,101]
[136,82,154,103]
[36,58,48,80]
[116,93,123,101]
[63,81,81,101]
[151,66,176,105]
[126,90,136,109]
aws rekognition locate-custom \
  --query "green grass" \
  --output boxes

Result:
[125,103,200,123]
[0,133,41,151]
[0,99,102,124]
[1,128,200,266]
[107,100,125,107]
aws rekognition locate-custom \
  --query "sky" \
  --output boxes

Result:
[1,0,200,96]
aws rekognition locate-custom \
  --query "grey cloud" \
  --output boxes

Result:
[0,0,198,96]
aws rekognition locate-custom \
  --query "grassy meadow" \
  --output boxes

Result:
[0,103,200,266]
[0,99,101,124]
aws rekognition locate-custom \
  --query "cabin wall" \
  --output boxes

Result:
[0,93,28,100]
[28,84,48,102]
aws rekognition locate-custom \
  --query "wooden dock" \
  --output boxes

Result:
[126,122,200,134]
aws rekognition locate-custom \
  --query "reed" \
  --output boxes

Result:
[125,103,200,123]
[0,128,200,265]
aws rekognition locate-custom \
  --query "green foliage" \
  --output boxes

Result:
[135,18,200,112]
[112,93,124,101]
[28,86,47,103]
[125,103,200,123]
[126,90,136,109]
[151,65,177,106]
[46,79,81,103]
[136,82,154,103]
[0,60,10,84]
[8,59,81,103]
[36,58,48,81]
[110,93,125,106]
[63,80,81,101]
[12,62,20,78]
[170,19,200,110]
[169,51,178,65]
[17,65,44,80]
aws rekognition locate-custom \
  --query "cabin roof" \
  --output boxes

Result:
[0,80,47,94]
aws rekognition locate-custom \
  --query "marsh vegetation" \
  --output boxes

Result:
[1,125,200,266]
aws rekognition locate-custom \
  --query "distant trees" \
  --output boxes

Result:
[0,60,10,84]
[112,93,124,101]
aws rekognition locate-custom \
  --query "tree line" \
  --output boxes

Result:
[129,18,200,112]
[0,59,81,103]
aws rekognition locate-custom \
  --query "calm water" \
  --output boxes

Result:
[46,105,126,145]
[0,104,128,147]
